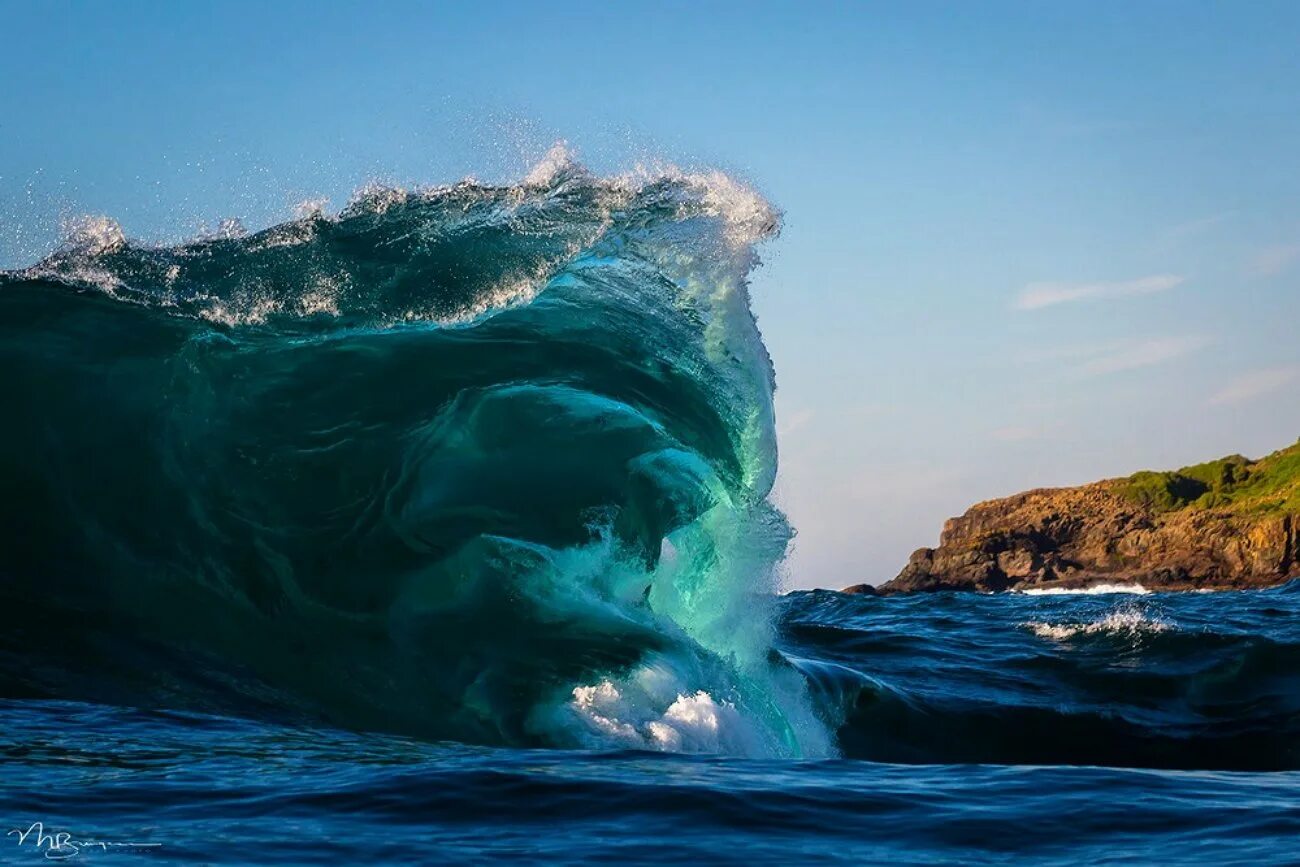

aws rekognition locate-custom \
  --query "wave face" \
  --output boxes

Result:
[0,149,829,757]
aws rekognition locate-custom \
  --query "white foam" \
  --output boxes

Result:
[200,217,247,240]
[60,215,126,255]
[519,142,780,247]
[292,197,330,220]
[193,269,347,326]
[24,147,781,341]
[346,183,410,215]
[523,141,585,188]
[247,219,320,251]
[296,273,346,317]
[1024,609,1172,640]
[1017,583,1150,596]
[400,272,547,328]
[611,161,779,248]
[197,295,280,327]
[565,668,755,755]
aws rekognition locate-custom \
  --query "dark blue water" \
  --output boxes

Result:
[3,154,1297,862]
[4,587,1299,864]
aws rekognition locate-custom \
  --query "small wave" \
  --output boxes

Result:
[779,589,1300,770]
[1024,609,1172,641]
[1017,583,1150,596]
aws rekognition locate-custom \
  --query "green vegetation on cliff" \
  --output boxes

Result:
[880,436,1300,595]
[1114,439,1300,515]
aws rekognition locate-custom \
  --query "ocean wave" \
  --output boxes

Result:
[1023,608,1173,640]
[0,146,829,758]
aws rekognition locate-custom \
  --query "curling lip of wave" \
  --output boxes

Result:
[15,143,781,329]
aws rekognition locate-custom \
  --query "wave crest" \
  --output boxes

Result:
[1024,608,1172,640]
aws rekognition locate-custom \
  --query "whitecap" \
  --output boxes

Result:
[1024,608,1172,640]
[1017,583,1150,596]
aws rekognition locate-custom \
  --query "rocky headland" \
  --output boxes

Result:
[850,439,1300,595]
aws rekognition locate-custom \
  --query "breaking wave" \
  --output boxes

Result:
[1024,607,1173,640]
[0,146,830,758]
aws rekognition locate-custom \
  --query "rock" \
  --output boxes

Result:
[841,583,879,596]
[873,440,1300,594]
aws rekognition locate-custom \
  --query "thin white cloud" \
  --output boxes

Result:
[1015,274,1184,311]
[1148,212,1236,254]
[1245,243,1300,278]
[1207,366,1300,406]
[1077,335,1212,377]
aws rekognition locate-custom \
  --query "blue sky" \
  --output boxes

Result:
[3,1,1298,587]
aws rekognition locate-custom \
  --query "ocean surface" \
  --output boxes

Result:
[2,151,1297,863]
[4,588,1299,864]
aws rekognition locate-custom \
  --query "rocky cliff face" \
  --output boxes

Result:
[876,442,1300,594]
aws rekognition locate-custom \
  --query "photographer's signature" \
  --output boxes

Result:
[8,822,161,860]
